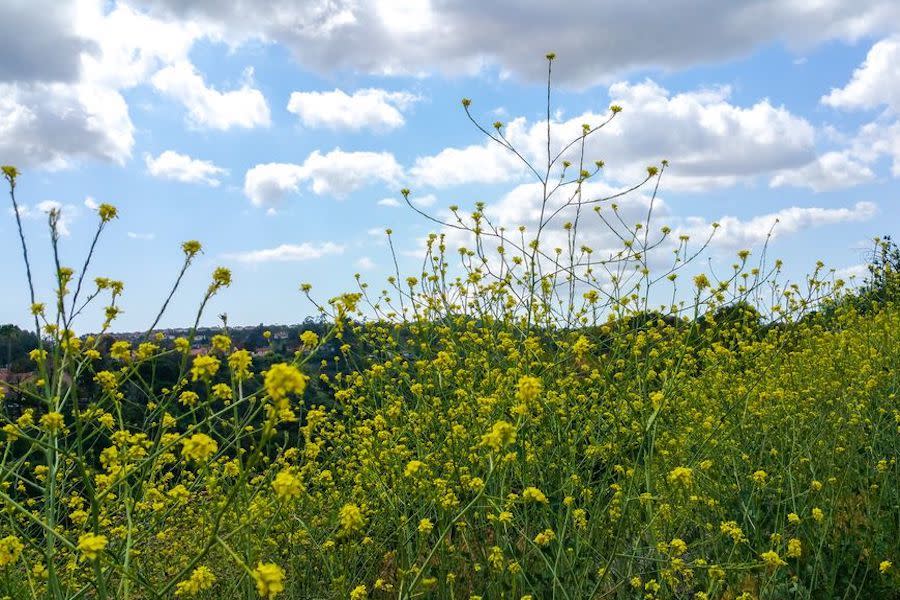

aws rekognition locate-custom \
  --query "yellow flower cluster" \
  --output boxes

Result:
[190,355,220,382]
[181,433,218,462]
[263,363,308,422]
[271,470,302,500]
[252,562,284,599]
[77,533,108,561]
[339,503,365,534]
[175,566,216,596]
[0,536,23,566]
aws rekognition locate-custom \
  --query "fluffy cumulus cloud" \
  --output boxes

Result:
[4,0,897,183]
[0,82,134,169]
[411,142,525,188]
[224,242,344,263]
[822,36,900,113]
[144,150,228,186]
[301,148,402,196]
[15,200,79,236]
[411,193,437,207]
[0,1,204,169]
[411,79,816,191]
[604,81,816,187]
[432,181,666,273]
[243,163,307,208]
[287,88,420,131]
[0,0,260,169]
[818,36,900,182]
[834,263,869,281]
[679,201,878,251]
[151,63,270,130]
[133,0,900,87]
[0,0,93,83]
[853,121,900,176]
[355,256,376,270]
[77,1,206,90]
[770,151,876,191]
[243,149,403,207]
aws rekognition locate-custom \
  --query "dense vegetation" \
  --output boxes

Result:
[0,57,896,599]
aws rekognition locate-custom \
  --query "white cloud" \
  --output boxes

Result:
[16,200,79,236]
[0,0,91,83]
[151,62,270,130]
[77,1,206,90]
[819,39,900,182]
[144,150,228,186]
[378,197,401,207]
[854,120,900,176]
[815,119,900,183]
[243,148,403,207]
[136,0,900,88]
[680,201,878,250]
[411,193,437,207]
[603,81,815,187]
[822,35,900,113]
[411,142,524,187]
[243,163,306,208]
[0,1,212,170]
[287,88,420,131]
[355,256,376,270]
[411,79,816,191]
[84,196,99,210]
[127,231,155,240]
[0,82,134,169]
[301,148,403,197]
[834,263,869,281]
[770,151,876,191]
[224,242,344,263]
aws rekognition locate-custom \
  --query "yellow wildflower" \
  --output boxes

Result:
[760,550,785,568]
[77,533,108,560]
[264,363,308,402]
[418,518,433,535]
[182,433,218,462]
[339,503,365,534]
[481,420,516,452]
[40,411,65,433]
[252,562,284,598]
[667,466,693,488]
[272,470,302,500]
[175,566,216,596]
[522,486,548,504]
[228,349,253,380]
[0,536,24,566]
[179,391,200,407]
[190,355,220,382]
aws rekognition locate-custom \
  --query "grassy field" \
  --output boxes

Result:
[0,63,898,598]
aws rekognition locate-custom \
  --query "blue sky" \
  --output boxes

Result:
[1,1,899,331]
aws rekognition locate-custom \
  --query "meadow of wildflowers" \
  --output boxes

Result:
[0,57,897,599]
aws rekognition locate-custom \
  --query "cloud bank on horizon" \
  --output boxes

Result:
[0,0,898,330]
